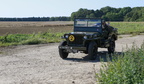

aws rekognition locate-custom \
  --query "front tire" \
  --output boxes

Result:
[59,41,69,59]
[108,39,115,54]
[88,41,98,60]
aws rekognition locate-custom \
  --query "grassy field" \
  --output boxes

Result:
[0,21,144,46]
[0,21,73,46]
[111,22,144,35]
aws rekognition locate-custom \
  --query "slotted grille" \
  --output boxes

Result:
[68,35,83,45]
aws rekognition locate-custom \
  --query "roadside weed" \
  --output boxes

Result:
[97,43,144,84]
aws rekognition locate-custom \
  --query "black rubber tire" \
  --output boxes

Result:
[108,39,115,54]
[59,41,69,59]
[88,41,98,60]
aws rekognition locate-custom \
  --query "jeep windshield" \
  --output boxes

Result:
[74,19,102,32]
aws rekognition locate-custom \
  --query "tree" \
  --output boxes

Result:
[89,13,96,18]
[100,6,114,14]
[95,10,103,18]
[124,7,144,21]
[120,7,132,15]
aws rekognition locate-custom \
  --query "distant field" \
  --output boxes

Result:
[0,21,73,36]
[0,21,144,36]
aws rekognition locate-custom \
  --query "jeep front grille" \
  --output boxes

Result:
[68,35,83,45]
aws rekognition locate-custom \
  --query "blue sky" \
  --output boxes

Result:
[0,0,144,17]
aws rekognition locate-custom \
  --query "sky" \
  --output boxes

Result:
[0,0,144,17]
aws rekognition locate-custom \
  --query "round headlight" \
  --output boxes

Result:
[84,36,87,39]
[65,35,69,38]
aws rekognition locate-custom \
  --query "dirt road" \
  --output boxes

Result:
[0,35,144,84]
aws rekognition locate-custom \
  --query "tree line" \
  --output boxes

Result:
[0,17,70,21]
[0,6,144,21]
[71,6,144,21]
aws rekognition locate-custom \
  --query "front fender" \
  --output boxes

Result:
[83,37,101,47]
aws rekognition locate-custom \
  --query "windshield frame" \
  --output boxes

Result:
[74,18,102,32]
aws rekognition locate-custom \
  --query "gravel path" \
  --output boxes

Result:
[0,35,144,84]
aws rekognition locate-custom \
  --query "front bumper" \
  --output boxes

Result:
[59,46,86,51]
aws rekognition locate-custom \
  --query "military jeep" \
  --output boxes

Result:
[58,18,118,60]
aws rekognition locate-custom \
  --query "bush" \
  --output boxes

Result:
[97,43,144,84]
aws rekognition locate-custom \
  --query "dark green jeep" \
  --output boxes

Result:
[58,18,118,60]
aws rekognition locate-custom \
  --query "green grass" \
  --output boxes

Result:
[0,32,66,46]
[97,43,144,84]
[111,22,144,35]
